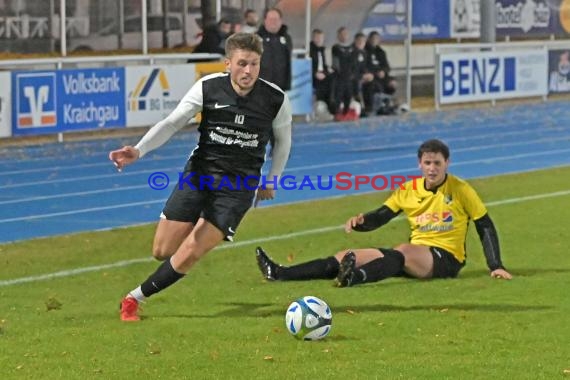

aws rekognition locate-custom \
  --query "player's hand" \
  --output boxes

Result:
[490,268,512,280]
[109,146,140,171]
[254,188,275,208]
[345,213,365,233]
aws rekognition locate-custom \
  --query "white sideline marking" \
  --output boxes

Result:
[0,226,340,287]
[1,189,569,287]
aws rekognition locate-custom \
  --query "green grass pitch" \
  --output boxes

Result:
[1,166,569,379]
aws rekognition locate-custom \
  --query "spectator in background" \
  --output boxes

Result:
[331,27,356,121]
[258,8,293,153]
[365,31,398,114]
[193,18,233,54]
[257,8,293,92]
[310,28,334,121]
[351,32,374,117]
[240,9,259,33]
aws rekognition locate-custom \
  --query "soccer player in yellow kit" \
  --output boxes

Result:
[256,139,512,286]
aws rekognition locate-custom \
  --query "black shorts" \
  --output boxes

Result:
[162,177,255,242]
[429,246,465,278]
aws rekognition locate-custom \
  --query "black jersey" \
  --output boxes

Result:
[192,73,286,178]
[135,72,292,183]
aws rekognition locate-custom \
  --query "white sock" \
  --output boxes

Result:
[128,286,146,303]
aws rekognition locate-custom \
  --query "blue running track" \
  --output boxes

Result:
[1,100,570,243]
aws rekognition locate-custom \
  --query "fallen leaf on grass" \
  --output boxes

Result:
[148,343,161,355]
[45,297,62,311]
[263,356,273,361]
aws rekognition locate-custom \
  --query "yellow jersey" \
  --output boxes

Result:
[383,174,487,262]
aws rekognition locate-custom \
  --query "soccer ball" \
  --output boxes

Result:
[285,296,332,340]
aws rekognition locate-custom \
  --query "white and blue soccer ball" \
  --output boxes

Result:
[285,296,332,340]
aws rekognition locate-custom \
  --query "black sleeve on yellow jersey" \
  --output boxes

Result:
[353,205,400,232]
[474,213,505,271]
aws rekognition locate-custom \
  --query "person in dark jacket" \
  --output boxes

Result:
[364,31,397,114]
[331,27,355,119]
[309,28,334,116]
[366,31,396,94]
[257,8,293,91]
[193,19,232,55]
[351,32,374,116]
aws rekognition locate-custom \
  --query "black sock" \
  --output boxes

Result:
[353,249,405,284]
[277,257,339,281]
[140,258,185,297]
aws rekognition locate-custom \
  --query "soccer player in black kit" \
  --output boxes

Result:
[109,33,293,321]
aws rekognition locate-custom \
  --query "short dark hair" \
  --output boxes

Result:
[225,32,263,57]
[417,139,450,160]
[368,31,380,39]
[218,18,231,26]
[312,28,323,35]
[264,7,283,19]
[354,32,366,40]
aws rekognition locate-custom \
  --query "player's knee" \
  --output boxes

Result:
[392,243,408,253]
[152,245,174,261]
[334,250,351,262]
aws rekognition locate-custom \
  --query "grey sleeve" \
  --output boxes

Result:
[134,78,204,158]
[267,93,292,180]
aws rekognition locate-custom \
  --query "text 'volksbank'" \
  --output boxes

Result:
[62,72,121,127]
